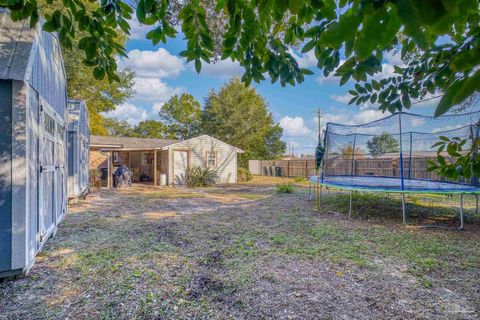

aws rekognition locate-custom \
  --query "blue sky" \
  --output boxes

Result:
[104,23,443,156]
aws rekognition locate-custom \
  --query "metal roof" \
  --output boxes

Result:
[0,9,35,81]
[90,135,178,150]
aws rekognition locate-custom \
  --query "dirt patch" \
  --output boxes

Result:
[0,184,479,319]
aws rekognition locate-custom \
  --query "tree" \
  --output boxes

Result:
[159,94,202,139]
[38,0,136,135]
[4,1,479,116]
[103,118,134,137]
[202,78,286,166]
[366,133,399,158]
[133,120,171,139]
[340,144,364,160]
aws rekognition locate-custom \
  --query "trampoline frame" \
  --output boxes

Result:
[309,110,480,230]
[308,178,479,230]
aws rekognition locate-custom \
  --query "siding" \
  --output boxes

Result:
[0,80,12,271]
[11,81,28,269]
[167,135,238,184]
[27,26,66,120]
[26,85,39,266]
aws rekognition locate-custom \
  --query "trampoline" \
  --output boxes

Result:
[309,110,480,229]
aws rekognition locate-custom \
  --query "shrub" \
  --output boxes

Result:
[186,167,218,187]
[237,167,253,182]
[275,183,295,193]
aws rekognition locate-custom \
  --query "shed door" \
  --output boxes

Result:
[39,112,57,240]
[173,150,189,185]
[55,125,66,220]
[80,137,88,193]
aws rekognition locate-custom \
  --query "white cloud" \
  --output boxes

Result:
[191,58,243,77]
[289,49,317,68]
[152,102,165,114]
[128,19,152,40]
[410,117,426,127]
[319,109,385,129]
[279,116,312,136]
[330,93,352,104]
[103,103,148,125]
[119,48,185,78]
[384,50,404,66]
[432,124,464,133]
[354,109,384,124]
[133,77,184,102]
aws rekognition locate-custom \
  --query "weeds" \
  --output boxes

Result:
[276,183,295,193]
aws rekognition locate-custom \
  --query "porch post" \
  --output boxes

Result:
[153,149,158,186]
[107,151,113,188]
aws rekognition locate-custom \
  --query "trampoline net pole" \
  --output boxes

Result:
[398,111,405,190]
[408,132,413,179]
[398,111,406,224]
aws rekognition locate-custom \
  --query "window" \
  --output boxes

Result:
[44,114,55,136]
[56,124,64,142]
[113,152,119,163]
[206,151,216,167]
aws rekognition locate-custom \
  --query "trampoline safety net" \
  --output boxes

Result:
[312,111,480,194]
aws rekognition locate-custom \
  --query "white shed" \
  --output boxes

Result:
[0,10,68,277]
[67,99,90,199]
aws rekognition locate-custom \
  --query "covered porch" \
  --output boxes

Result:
[104,149,169,188]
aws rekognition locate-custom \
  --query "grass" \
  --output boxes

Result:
[1,184,479,319]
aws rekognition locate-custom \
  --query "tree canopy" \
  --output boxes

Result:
[38,0,136,135]
[159,94,202,139]
[366,132,399,158]
[100,80,286,166]
[2,1,479,117]
[202,78,286,166]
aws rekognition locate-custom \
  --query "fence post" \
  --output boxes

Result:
[287,160,290,177]
[305,160,308,178]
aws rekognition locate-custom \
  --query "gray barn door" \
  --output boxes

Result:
[80,137,88,194]
[39,110,56,240]
[55,125,66,220]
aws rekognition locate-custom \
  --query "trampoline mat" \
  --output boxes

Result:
[309,175,480,194]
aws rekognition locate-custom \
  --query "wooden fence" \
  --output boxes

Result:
[249,157,450,181]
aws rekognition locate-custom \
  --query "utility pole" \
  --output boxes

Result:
[316,108,322,142]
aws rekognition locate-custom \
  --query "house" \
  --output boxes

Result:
[90,135,244,186]
[67,99,90,199]
[0,11,68,277]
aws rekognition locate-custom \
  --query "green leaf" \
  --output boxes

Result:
[435,71,480,117]
[300,68,314,75]
[194,59,201,73]
[93,67,105,80]
[301,40,315,53]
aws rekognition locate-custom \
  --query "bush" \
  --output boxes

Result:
[186,167,218,187]
[275,183,295,193]
[237,167,253,182]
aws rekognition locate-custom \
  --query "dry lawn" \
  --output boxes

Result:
[1,177,479,319]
